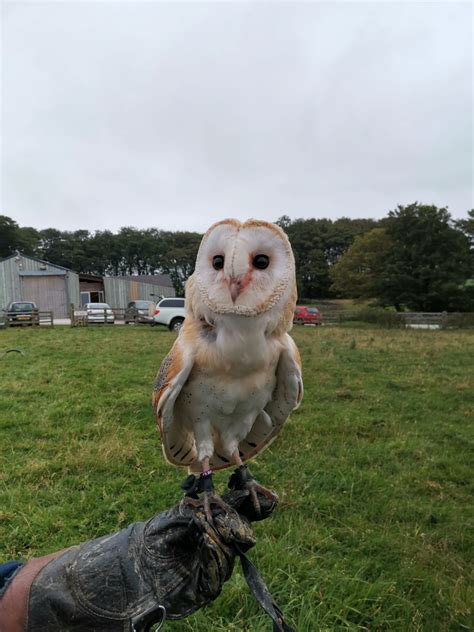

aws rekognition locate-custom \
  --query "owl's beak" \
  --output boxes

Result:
[228,278,242,302]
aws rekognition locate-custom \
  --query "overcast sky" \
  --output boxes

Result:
[1,1,472,234]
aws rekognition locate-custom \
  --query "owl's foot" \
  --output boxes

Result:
[228,465,278,516]
[181,492,233,523]
[181,471,234,522]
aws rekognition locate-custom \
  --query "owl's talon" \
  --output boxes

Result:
[248,482,261,515]
[228,465,278,515]
[180,471,235,522]
[181,492,234,522]
[246,480,278,515]
[203,491,233,522]
[181,496,203,510]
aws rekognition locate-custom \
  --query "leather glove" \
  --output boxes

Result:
[0,489,277,632]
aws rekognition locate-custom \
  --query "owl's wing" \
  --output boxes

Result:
[152,335,197,468]
[235,333,303,464]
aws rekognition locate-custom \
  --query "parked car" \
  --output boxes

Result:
[293,305,322,326]
[153,297,186,331]
[4,301,39,326]
[124,300,155,324]
[85,302,115,324]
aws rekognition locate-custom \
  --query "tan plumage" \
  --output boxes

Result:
[153,218,303,476]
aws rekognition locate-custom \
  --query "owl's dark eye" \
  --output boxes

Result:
[212,255,225,270]
[253,254,269,270]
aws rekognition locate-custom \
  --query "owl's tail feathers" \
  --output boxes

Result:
[161,427,197,468]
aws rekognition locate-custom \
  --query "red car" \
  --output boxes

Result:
[293,305,322,326]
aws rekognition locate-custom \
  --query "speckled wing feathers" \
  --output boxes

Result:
[153,337,197,467]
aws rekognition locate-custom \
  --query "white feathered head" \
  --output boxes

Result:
[186,219,297,332]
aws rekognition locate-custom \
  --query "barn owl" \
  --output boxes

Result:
[153,219,303,518]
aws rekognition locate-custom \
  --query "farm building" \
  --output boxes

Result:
[0,253,175,318]
[79,273,175,307]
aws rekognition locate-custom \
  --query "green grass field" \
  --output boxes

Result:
[1,325,473,631]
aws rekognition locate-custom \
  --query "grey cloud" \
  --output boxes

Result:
[2,1,472,233]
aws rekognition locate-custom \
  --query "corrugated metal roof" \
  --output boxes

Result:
[0,252,72,272]
[19,270,67,276]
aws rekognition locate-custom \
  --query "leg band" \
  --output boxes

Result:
[181,471,214,497]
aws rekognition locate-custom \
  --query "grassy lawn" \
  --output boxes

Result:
[1,325,473,631]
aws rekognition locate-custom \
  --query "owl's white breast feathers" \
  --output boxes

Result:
[204,312,283,374]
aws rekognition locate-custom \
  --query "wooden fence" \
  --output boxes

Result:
[65,307,474,329]
[70,307,127,327]
[403,312,447,327]
[308,311,472,329]
[4,311,54,327]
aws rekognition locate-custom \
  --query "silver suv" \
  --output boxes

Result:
[153,298,186,331]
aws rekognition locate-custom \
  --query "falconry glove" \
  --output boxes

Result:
[0,489,293,632]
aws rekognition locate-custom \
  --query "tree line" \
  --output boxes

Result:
[1,204,472,310]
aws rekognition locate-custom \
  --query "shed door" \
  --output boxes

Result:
[21,276,68,318]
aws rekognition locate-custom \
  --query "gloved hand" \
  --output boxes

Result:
[0,489,278,632]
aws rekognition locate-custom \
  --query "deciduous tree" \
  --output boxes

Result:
[276,215,378,298]
[158,231,202,296]
[379,203,472,311]
[330,228,392,298]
